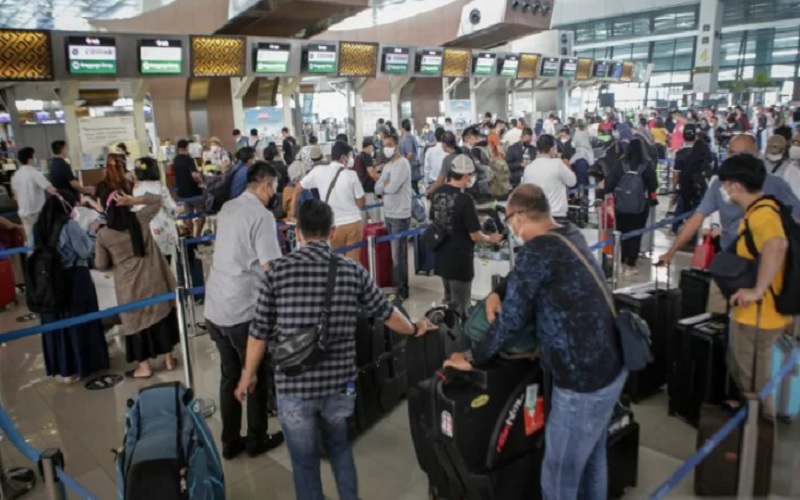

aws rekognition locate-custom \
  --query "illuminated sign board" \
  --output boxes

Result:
[381,46,410,74]
[610,62,624,80]
[254,42,291,74]
[593,60,611,78]
[66,36,116,75]
[302,43,337,74]
[472,52,497,76]
[415,48,443,76]
[139,39,182,75]
[540,57,560,78]
[560,57,578,78]
[498,54,520,78]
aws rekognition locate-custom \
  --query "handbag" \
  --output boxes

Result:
[422,221,447,251]
[546,232,652,372]
[272,254,338,376]
[691,234,717,270]
[708,217,759,299]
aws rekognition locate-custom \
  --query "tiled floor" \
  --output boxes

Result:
[0,216,798,500]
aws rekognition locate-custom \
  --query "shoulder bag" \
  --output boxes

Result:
[546,232,652,372]
[273,254,338,376]
[325,167,346,204]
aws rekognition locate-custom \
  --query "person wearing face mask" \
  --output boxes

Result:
[204,161,285,460]
[444,184,625,500]
[296,141,365,260]
[430,155,503,317]
[659,134,800,311]
[522,135,577,221]
[783,133,800,199]
[557,127,575,161]
[229,147,258,200]
[764,135,790,176]
[505,127,537,187]
[428,131,461,195]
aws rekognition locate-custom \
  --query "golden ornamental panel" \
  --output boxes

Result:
[577,58,593,81]
[339,42,378,77]
[442,48,470,78]
[517,54,540,79]
[191,36,245,78]
[0,30,53,81]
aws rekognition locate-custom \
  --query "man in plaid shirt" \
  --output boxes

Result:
[236,199,434,500]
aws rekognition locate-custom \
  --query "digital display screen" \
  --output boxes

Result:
[139,39,182,75]
[254,42,291,74]
[381,46,410,74]
[593,61,611,78]
[540,57,560,78]
[302,43,337,74]
[576,58,593,81]
[560,58,578,78]
[498,54,520,78]
[66,36,117,75]
[415,48,443,76]
[610,62,624,80]
[472,52,497,76]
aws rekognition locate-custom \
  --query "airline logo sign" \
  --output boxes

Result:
[140,39,182,75]
[255,43,291,74]
[67,37,117,75]
[307,44,337,74]
[383,47,410,74]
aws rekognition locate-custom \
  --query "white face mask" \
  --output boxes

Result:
[767,153,784,163]
[346,156,355,168]
[790,146,800,161]
[384,147,396,158]
[720,185,732,204]
[467,175,476,189]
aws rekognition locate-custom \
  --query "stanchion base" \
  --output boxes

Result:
[0,467,36,499]
[198,398,216,419]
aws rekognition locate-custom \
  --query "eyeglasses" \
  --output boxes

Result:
[505,210,522,223]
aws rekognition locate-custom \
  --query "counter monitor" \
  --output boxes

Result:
[382,46,410,74]
[498,54,520,78]
[610,62,624,80]
[472,52,497,76]
[416,48,443,76]
[560,57,578,78]
[540,57,560,78]
[139,39,182,75]
[66,36,117,75]
[254,42,291,74]
[303,43,337,74]
[593,60,611,78]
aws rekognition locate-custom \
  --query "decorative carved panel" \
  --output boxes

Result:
[190,36,245,78]
[517,54,541,80]
[0,30,53,81]
[339,42,378,77]
[442,48,470,78]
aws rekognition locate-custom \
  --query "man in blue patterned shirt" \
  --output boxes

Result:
[236,199,434,500]
[446,184,626,500]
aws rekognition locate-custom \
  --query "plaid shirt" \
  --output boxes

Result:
[251,241,394,399]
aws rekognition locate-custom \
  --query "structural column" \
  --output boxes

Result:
[231,76,255,132]
[60,81,82,169]
[131,79,150,156]
[693,0,724,93]
[389,76,411,127]
[352,78,371,147]
[280,77,301,134]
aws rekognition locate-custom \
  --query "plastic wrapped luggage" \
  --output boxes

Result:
[607,402,640,499]
[679,268,712,319]
[360,222,393,288]
[413,233,435,276]
[772,335,800,422]
[614,280,682,403]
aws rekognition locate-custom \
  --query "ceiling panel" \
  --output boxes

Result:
[0,0,175,30]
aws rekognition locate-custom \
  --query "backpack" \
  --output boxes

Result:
[739,197,800,315]
[478,147,511,199]
[116,383,224,500]
[614,162,648,215]
[25,218,69,314]
[203,163,245,214]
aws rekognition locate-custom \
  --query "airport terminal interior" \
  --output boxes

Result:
[1,0,800,499]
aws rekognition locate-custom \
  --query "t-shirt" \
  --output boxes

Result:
[49,157,77,194]
[734,198,790,330]
[400,134,419,167]
[173,154,202,198]
[651,127,668,146]
[354,152,375,193]
[522,157,577,217]
[12,165,52,217]
[300,162,364,226]
[431,184,481,281]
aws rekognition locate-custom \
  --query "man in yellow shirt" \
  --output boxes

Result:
[718,154,790,418]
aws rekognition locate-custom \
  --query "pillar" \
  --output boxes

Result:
[280,77,301,134]
[352,78,370,148]
[389,76,411,127]
[60,81,81,169]
[131,79,150,157]
[2,87,25,148]
[693,0,724,93]
[231,76,255,133]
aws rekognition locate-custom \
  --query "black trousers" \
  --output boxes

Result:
[207,320,271,448]
[615,210,650,267]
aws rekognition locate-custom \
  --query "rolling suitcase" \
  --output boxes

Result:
[413,234,435,276]
[0,258,17,308]
[360,222,393,288]
[679,268,712,319]
[406,307,469,388]
[607,402,640,499]
[772,335,800,422]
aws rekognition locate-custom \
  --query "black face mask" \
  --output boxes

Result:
[267,193,279,210]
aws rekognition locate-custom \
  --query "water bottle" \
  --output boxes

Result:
[522,149,530,165]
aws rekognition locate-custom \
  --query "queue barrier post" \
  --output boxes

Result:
[736,394,761,497]
[178,239,202,339]
[175,286,216,419]
[367,235,377,281]
[612,230,623,290]
[0,445,29,500]
[39,449,65,500]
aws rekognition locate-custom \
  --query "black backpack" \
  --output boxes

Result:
[203,163,245,214]
[739,196,800,315]
[25,219,70,314]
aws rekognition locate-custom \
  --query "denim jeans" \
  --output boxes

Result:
[542,369,627,500]
[384,216,410,293]
[277,394,358,500]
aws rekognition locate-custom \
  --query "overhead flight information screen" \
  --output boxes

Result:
[254,42,291,74]
[498,54,520,77]
[540,57,560,78]
[415,48,443,76]
[66,36,117,75]
[382,46,410,74]
[139,39,182,75]
[302,43,337,74]
[560,57,578,78]
[472,52,497,76]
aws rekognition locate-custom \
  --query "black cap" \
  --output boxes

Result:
[683,123,697,142]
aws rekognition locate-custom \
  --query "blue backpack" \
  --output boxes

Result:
[116,383,224,500]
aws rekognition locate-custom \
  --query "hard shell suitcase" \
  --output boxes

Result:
[0,258,17,308]
[679,268,712,319]
[607,402,640,499]
[360,222,393,288]
[772,335,800,422]
[406,307,469,389]
[413,233,435,276]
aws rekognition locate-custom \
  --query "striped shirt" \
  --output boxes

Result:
[251,241,394,399]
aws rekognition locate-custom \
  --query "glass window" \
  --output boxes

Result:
[718,68,737,81]
[611,45,632,60]
[653,12,676,34]
[613,20,633,38]
[631,43,650,60]
[673,55,694,71]
[633,17,650,37]
[674,10,696,30]
[771,64,796,78]
[653,40,676,58]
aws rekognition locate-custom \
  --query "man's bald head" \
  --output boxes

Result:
[729,134,758,156]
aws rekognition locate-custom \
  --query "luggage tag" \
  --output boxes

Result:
[523,384,545,437]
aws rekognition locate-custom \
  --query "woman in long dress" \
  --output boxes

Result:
[38,191,109,383]
[94,190,178,379]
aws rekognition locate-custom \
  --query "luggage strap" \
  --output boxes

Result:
[174,386,188,497]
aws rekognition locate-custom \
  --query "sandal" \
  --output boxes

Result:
[85,374,123,391]
[124,369,153,380]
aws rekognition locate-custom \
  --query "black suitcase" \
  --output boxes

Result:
[414,234,435,276]
[607,402,640,499]
[679,268,712,319]
[614,281,682,403]
[681,317,733,425]
[406,307,468,388]
[668,313,722,419]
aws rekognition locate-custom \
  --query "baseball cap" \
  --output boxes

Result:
[309,145,323,161]
[767,135,787,156]
[683,124,697,142]
[451,155,476,175]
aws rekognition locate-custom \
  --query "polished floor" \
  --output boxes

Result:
[0,221,798,500]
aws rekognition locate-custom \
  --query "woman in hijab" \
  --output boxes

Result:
[38,190,109,383]
[95,190,178,379]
